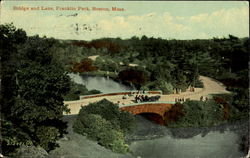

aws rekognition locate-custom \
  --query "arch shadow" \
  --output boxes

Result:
[138,112,165,125]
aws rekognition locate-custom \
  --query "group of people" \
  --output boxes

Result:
[174,96,208,103]
[135,95,149,103]
[173,88,181,94]
[200,96,208,101]
[175,97,186,103]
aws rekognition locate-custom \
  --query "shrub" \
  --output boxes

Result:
[107,131,129,153]
[12,145,48,158]
[169,100,224,127]
[164,103,184,125]
[117,111,136,133]
[212,92,249,121]
[213,96,230,120]
[78,99,135,133]
[73,113,129,153]
[73,114,113,139]
[88,89,102,95]
[73,99,135,153]
[35,126,60,151]
[155,80,173,94]
[98,128,129,153]
[63,81,101,101]
[231,88,249,111]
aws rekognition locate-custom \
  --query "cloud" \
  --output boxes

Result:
[1,4,248,40]
[187,7,249,38]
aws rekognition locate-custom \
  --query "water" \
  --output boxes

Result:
[128,116,246,158]
[130,132,244,158]
[68,73,134,93]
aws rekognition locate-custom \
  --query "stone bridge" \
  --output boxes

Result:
[65,91,174,124]
[119,102,174,117]
[64,90,163,114]
[119,102,175,124]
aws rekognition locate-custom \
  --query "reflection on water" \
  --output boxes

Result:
[127,116,245,158]
[130,130,244,158]
[68,73,134,93]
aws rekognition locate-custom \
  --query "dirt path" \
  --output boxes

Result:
[159,75,230,102]
[65,76,230,115]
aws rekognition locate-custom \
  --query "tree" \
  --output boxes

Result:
[164,103,184,125]
[18,35,56,65]
[1,23,27,115]
[8,62,71,151]
[155,80,173,94]
[1,23,28,154]
[71,58,98,72]
[118,69,148,88]
[1,24,71,155]
[172,100,224,127]
[63,81,101,101]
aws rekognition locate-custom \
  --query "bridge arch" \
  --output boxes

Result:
[138,112,165,125]
[119,102,174,125]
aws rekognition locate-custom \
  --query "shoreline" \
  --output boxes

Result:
[126,116,249,142]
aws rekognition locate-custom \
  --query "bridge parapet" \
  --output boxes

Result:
[80,90,162,99]
[119,101,175,108]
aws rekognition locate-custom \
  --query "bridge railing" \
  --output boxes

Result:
[79,90,163,99]
[119,101,176,108]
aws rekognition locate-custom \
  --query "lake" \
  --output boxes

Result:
[68,73,134,93]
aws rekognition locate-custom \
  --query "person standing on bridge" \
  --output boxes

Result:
[145,95,149,102]
[135,95,138,103]
[138,95,142,102]
[142,95,146,102]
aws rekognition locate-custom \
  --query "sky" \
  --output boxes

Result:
[0,1,249,40]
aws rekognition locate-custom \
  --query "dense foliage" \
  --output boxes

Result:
[63,81,101,101]
[118,69,149,88]
[166,100,224,127]
[0,24,71,155]
[73,99,135,153]
[212,93,249,121]
[164,103,185,125]
[70,58,98,73]
[61,35,248,96]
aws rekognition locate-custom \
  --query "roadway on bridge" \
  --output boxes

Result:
[65,76,230,115]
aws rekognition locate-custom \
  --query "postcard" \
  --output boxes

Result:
[0,1,249,158]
